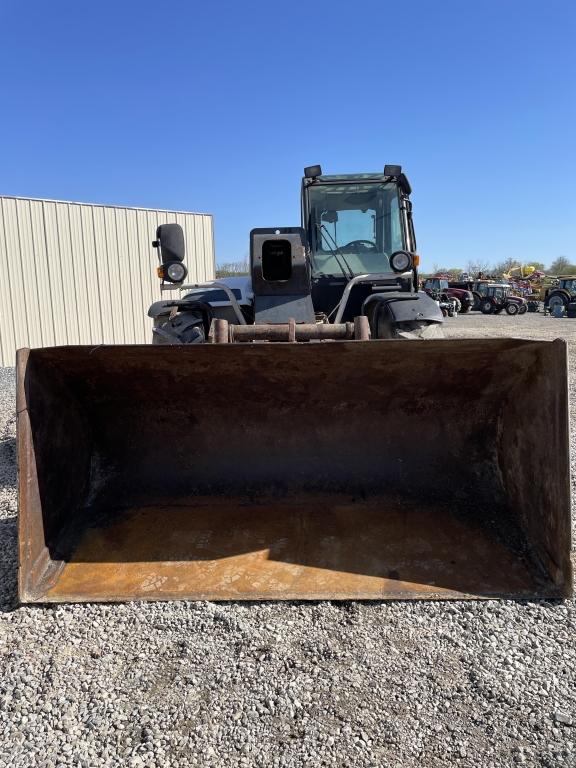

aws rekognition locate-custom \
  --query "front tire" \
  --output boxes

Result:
[548,294,568,313]
[506,303,519,315]
[519,304,528,315]
[151,313,206,344]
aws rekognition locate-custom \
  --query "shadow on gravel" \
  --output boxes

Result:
[0,436,17,482]
[1,436,18,612]
[0,515,18,612]
[215,596,568,610]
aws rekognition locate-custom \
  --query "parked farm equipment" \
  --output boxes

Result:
[545,276,576,314]
[423,277,473,314]
[478,285,528,315]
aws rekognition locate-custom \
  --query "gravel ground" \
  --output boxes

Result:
[0,314,575,768]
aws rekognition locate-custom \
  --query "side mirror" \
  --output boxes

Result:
[152,223,188,284]
[321,210,338,224]
[152,223,185,263]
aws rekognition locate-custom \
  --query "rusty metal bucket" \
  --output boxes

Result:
[17,339,572,603]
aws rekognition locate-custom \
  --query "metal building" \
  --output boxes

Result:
[0,196,215,365]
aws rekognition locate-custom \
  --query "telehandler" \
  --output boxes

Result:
[17,165,572,602]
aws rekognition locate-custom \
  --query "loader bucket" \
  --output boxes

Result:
[17,339,572,603]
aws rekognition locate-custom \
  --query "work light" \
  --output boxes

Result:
[304,165,322,179]
[390,251,413,273]
[166,262,188,283]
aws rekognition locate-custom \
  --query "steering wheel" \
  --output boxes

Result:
[342,239,377,251]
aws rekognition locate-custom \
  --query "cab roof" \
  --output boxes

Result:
[308,172,412,194]
[315,173,391,182]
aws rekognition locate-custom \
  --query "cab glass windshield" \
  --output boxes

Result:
[425,279,448,291]
[306,182,404,277]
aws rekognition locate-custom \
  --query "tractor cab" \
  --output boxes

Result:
[424,278,449,293]
[472,280,495,296]
[480,285,527,316]
[558,277,576,294]
[301,165,419,319]
[486,285,509,299]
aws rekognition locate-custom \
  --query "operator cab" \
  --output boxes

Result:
[558,277,576,292]
[486,285,509,299]
[301,165,417,319]
[424,278,449,292]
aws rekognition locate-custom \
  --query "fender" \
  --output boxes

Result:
[148,300,214,341]
[362,291,444,327]
[148,299,213,320]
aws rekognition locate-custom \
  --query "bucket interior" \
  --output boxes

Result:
[17,340,572,602]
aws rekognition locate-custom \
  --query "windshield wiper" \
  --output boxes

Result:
[317,224,355,280]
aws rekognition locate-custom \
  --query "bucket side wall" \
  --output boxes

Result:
[499,339,572,594]
[18,350,93,599]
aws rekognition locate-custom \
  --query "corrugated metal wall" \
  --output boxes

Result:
[0,196,215,365]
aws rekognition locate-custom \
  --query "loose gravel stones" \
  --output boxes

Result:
[1,316,575,767]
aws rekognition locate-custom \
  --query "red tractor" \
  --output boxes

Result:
[423,277,474,313]
[479,285,527,315]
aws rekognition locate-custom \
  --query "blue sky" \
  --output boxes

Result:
[1,0,574,272]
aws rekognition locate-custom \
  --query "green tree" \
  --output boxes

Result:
[216,260,250,277]
[431,266,464,278]
[549,256,576,275]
